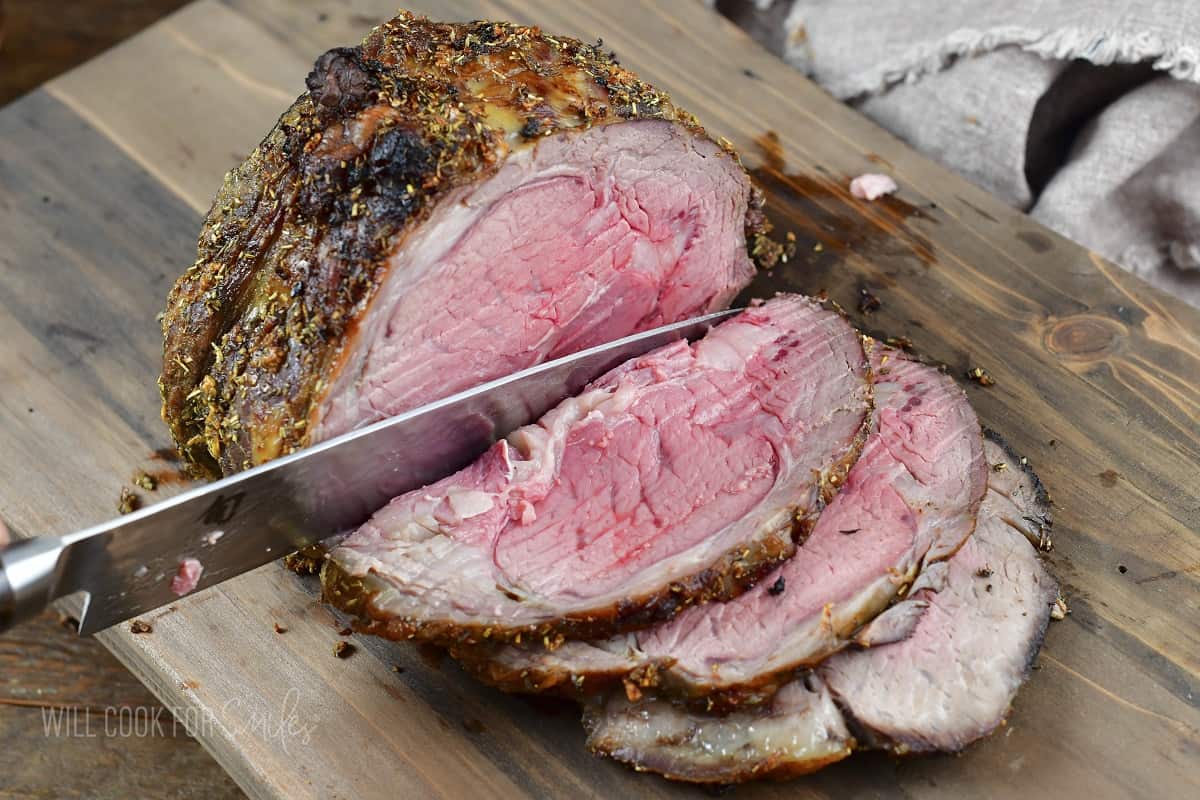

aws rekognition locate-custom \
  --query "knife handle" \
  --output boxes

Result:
[0,535,65,633]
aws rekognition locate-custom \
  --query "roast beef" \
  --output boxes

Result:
[583,438,1058,782]
[321,295,871,645]
[819,435,1058,754]
[456,348,986,700]
[159,13,769,477]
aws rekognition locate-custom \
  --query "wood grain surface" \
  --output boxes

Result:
[0,610,242,799]
[0,1,1196,798]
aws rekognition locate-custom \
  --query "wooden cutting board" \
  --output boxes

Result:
[0,1,1196,797]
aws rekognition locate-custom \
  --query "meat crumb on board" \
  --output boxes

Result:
[117,487,140,514]
[967,366,996,386]
[170,558,204,596]
[858,288,882,314]
[334,641,355,659]
[850,173,898,201]
[129,619,153,634]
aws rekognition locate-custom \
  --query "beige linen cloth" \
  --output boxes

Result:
[712,0,1200,306]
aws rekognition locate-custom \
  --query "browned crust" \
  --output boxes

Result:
[448,641,790,707]
[159,12,771,477]
[322,521,797,648]
[447,640,597,696]
[282,542,328,576]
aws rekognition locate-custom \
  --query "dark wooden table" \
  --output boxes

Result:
[0,611,241,799]
[1,1,1196,798]
[0,7,241,799]
[0,0,188,106]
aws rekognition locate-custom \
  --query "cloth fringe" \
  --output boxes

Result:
[795,24,1200,100]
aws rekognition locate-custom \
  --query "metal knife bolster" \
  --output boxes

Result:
[0,535,66,630]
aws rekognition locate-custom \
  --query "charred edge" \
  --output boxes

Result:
[451,641,680,699]
[1021,583,1062,712]
[321,527,795,649]
[449,643,793,708]
[1016,573,1059,683]
[978,439,1059,702]
[983,428,1053,529]
[447,515,870,704]
[305,47,380,118]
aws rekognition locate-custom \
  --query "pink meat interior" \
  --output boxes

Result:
[492,350,777,598]
[315,120,756,440]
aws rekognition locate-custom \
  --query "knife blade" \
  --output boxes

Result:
[0,308,738,635]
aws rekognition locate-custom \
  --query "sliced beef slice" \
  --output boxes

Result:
[583,438,1058,782]
[159,13,766,477]
[458,348,986,700]
[820,436,1059,754]
[323,295,870,645]
[583,675,852,784]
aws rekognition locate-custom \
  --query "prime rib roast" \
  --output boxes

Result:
[159,13,770,478]
[159,11,1059,785]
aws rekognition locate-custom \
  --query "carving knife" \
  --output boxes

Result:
[0,308,737,635]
